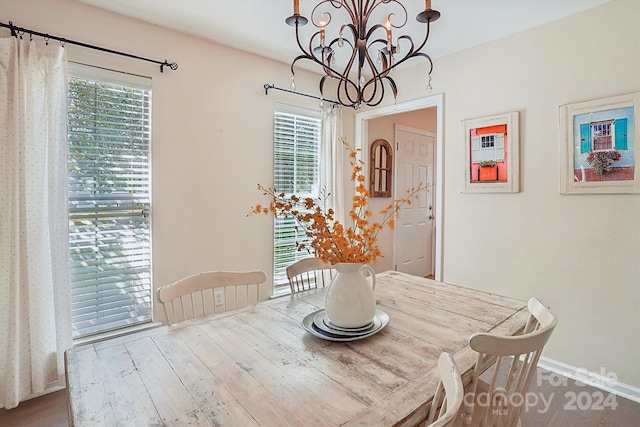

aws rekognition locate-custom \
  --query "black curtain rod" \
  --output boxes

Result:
[0,20,178,73]
[264,84,340,107]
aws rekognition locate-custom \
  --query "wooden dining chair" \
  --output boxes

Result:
[286,258,334,293]
[156,270,267,325]
[460,297,558,427]
[425,352,465,427]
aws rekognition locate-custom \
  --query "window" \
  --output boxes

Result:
[472,133,505,163]
[592,120,613,150]
[68,64,152,338]
[481,135,495,149]
[273,105,321,285]
[580,119,628,153]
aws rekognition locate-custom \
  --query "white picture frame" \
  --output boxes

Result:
[559,92,640,194]
[462,111,520,193]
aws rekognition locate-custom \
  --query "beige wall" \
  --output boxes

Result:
[2,0,639,389]
[385,0,638,388]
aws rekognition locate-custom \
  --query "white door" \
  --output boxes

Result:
[394,125,435,277]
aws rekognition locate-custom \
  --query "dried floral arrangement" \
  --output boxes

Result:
[251,139,427,265]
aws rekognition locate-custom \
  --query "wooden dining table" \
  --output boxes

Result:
[65,271,529,426]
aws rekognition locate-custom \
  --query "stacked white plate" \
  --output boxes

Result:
[302,308,390,341]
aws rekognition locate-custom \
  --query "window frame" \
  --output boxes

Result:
[591,120,614,151]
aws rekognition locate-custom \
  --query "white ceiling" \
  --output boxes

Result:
[74,0,611,68]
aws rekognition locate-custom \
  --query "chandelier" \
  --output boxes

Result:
[286,0,440,109]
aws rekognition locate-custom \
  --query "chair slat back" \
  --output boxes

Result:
[157,271,266,325]
[425,352,464,427]
[462,297,558,427]
[286,258,334,293]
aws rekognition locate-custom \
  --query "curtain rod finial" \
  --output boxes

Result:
[160,60,178,73]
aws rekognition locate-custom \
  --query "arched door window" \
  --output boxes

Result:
[369,139,393,197]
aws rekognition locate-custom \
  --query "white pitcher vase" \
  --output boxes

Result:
[325,263,377,328]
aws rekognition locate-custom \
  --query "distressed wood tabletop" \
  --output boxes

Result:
[65,271,528,426]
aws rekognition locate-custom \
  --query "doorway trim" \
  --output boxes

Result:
[355,94,444,281]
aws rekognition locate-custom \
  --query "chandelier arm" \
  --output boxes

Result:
[344,40,369,106]
[307,31,340,77]
[364,23,387,41]
[369,0,409,29]
[379,26,435,77]
[311,9,333,28]
[384,46,433,78]
[311,0,354,27]
[339,23,358,52]
[298,44,353,82]
[295,35,357,86]
[395,34,415,55]
[378,34,413,75]
[334,49,362,106]
[363,73,395,108]
[290,54,309,75]
[410,20,433,57]
[335,77,351,107]
[307,30,320,56]
[342,22,358,40]
[366,38,393,77]
[367,37,390,52]
[362,55,385,105]
[336,76,360,108]
[344,0,357,22]
[313,22,358,80]
[319,74,332,98]
[292,20,314,58]
[314,39,351,79]
[324,26,359,80]
[409,52,434,75]
[380,55,389,74]
[329,34,354,51]
[383,76,397,100]
[344,79,362,105]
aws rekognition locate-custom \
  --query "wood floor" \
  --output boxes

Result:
[519,369,640,427]
[0,389,68,427]
[0,369,638,426]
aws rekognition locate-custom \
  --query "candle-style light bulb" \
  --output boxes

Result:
[385,15,392,51]
[319,14,327,47]
[319,14,327,28]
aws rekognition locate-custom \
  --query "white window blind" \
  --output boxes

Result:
[68,64,152,338]
[273,106,321,284]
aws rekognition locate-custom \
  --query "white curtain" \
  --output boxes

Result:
[0,38,71,409]
[320,103,345,224]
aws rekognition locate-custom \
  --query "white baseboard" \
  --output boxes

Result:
[538,356,640,404]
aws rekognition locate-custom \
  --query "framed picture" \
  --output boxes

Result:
[462,111,520,193]
[560,92,640,194]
